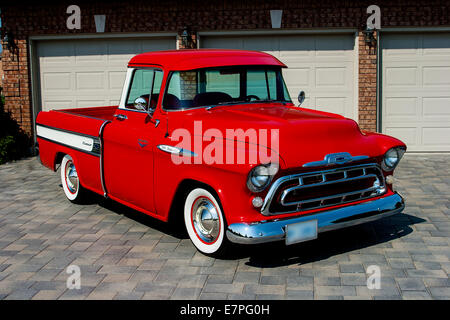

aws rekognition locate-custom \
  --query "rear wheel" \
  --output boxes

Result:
[184,188,230,256]
[60,155,87,203]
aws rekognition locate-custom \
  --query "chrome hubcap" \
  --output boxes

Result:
[192,197,220,243]
[65,161,78,194]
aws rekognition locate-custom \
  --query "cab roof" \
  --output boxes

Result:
[128,49,287,70]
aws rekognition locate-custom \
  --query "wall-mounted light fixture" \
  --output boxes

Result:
[363,28,377,47]
[180,27,195,49]
[3,31,15,51]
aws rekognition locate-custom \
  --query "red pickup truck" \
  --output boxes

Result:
[36,49,406,256]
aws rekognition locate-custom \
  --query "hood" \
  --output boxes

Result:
[171,103,404,168]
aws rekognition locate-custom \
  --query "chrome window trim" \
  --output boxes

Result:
[161,66,293,112]
[122,67,164,112]
[260,163,386,216]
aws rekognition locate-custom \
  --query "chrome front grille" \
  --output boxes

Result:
[261,164,386,216]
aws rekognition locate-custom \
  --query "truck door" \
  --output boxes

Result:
[102,68,163,215]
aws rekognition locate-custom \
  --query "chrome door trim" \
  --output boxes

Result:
[98,120,111,197]
[157,145,198,157]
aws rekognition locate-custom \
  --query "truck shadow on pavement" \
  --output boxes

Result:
[95,194,425,266]
[242,213,426,268]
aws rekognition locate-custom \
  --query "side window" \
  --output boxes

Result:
[126,69,163,110]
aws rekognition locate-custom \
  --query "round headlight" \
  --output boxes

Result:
[384,148,399,168]
[247,164,278,192]
[382,147,405,171]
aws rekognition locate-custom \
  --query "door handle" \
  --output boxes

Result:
[113,114,127,121]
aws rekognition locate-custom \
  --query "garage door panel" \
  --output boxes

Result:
[315,97,346,115]
[75,42,108,64]
[75,100,109,108]
[385,127,418,147]
[278,37,315,53]
[315,67,346,87]
[423,66,450,87]
[422,127,450,146]
[382,32,450,151]
[37,37,176,112]
[385,67,418,87]
[282,68,310,87]
[382,35,419,56]
[75,72,105,90]
[423,34,450,54]
[37,42,74,65]
[315,36,354,56]
[42,72,72,91]
[109,71,127,89]
[423,97,450,119]
[42,100,73,110]
[142,39,175,51]
[385,97,418,118]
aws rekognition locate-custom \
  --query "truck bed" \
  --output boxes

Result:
[56,106,117,121]
[36,106,117,138]
[35,106,118,194]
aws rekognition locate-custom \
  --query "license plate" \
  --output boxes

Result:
[285,220,318,245]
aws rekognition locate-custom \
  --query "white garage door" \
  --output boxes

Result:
[382,32,450,152]
[201,34,357,120]
[36,37,176,111]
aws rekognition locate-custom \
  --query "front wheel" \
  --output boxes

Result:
[60,155,87,203]
[184,188,230,256]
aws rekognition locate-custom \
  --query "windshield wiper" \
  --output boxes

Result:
[258,99,291,103]
[205,99,288,110]
[218,100,248,105]
[205,101,249,110]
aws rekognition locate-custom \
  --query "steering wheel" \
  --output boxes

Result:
[245,95,260,102]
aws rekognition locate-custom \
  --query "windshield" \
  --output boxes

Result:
[163,67,292,110]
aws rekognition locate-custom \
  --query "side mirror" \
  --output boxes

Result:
[134,97,148,111]
[298,91,305,107]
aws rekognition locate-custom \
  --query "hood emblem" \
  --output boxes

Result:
[138,139,148,148]
[303,152,369,168]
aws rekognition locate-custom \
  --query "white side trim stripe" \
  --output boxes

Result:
[36,125,94,153]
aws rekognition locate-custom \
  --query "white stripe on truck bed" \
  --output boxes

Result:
[36,125,95,153]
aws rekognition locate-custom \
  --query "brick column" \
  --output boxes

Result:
[1,38,33,137]
[358,31,378,132]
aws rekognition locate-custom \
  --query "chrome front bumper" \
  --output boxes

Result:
[226,192,405,245]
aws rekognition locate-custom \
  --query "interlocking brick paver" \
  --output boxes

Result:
[204,283,244,294]
[32,289,65,300]
[396,278,426,291]
[401,291,432,300]
[235,272,261,283]
[0,154,448,299]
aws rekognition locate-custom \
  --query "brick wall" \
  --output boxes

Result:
[0,57,3,89]
[1,0,450,137]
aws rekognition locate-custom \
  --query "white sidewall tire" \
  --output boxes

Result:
[60,155,79,201]
[184,188,225,254]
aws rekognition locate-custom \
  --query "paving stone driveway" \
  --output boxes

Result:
[0,154,449,300]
